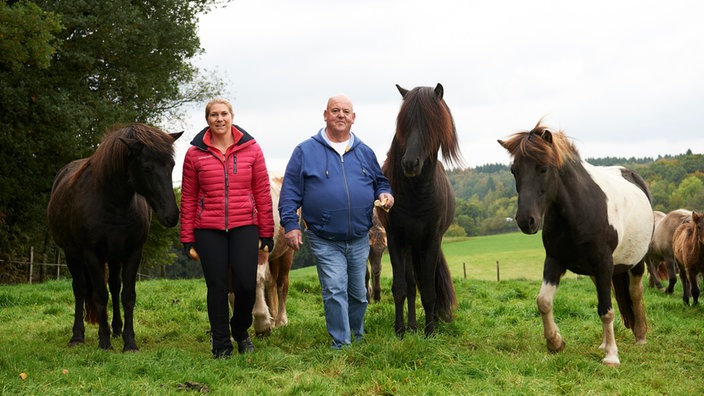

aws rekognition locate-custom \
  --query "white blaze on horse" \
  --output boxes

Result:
[499,120,653,367]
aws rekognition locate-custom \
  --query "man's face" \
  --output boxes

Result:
[324,97,355,135]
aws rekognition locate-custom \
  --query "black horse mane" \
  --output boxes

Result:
[71,123,174,187]
[385,86,463,177]
[501,120,580,168]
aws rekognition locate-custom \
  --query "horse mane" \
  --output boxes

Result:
[390,86,463,169]
[72,123,174,187]
[501,119,579,168]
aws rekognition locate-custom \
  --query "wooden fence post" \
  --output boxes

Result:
[463,262,466,279]
[28,246,34,284]
[56,252,61,280]
[496,260,500,282]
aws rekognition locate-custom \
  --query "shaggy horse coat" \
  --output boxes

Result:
[499,121,653,366]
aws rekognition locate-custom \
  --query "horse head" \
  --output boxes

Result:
[499,125,562,234]
[394,83,460,177]
[122,127,183,227]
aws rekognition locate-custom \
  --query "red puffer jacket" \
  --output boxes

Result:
[180,125,274,243]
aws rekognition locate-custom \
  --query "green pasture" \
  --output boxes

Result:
[1,232,702,395]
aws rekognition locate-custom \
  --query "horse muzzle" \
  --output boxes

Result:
[515,214,541,235]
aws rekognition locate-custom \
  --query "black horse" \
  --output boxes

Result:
[47,123,181,351]
[499,121,653,366]
[379,83,463,337]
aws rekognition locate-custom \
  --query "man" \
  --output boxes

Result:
[279,95,394,349]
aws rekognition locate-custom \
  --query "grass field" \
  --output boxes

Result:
[2,232,703,395]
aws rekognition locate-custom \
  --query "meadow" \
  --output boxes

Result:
[1,232,703,395]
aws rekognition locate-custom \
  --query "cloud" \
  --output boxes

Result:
[172,0,704,182]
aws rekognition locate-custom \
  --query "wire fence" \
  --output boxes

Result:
[0,247,160,285]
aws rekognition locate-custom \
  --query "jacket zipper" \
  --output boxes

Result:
[341,154,353,238]
[223,152,229,232]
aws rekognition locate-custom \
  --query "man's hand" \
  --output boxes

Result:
[284,229,303,251]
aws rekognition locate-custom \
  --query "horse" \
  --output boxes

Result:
[228,174,296,336]
[498,121,653,367]
[378,83,462,337]
[366,209,387,303]
[646,209,691,294]
[673,211,704,305]
[47,123,182,351]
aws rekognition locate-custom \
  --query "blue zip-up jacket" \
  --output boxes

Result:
[279,129,391,241]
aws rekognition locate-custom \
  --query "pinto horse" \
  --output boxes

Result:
[499,121,653,366]
[48,124,182,351]
[673,211,704,305]
[366,209,387,303]
[646,209,691,293]
[379,83,462,337]
[228,174,296,336]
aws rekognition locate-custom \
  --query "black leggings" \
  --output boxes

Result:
[195,226,258,350]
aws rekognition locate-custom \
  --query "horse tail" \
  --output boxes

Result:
[83,266,101,324]
[612,271,635,329]
[435,253,458,322]
[656,261,669,281]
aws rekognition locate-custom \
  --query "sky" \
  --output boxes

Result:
[172,0,704,183]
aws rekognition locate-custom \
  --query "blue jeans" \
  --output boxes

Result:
[306,231,369,349]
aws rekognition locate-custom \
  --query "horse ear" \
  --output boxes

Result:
[542,130,553,144]
[170,131,184,141]
[396,84,409,98]
[497,139,507,149]
[434,83,444,99]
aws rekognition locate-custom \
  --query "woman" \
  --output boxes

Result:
[180,98,274,358]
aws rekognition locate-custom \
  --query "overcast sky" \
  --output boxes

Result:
[172,0,704,183]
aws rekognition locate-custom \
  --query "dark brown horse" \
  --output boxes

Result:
[366,209,387,302]
[499,121,653,366]
[379,83,462,337]
[48,124,181,351]
[646,209,691,294]
[673,211,704,305]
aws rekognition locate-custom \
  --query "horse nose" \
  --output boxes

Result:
[401,156,421,176]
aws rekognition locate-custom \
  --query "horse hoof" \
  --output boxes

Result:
[547,340,565,353]
[68,339,84,347]
[602,358,620,367]
[123,346,139,353]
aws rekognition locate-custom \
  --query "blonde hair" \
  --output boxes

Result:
[204,98,234,120]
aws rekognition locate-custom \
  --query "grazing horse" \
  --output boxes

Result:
[366,209,387,302]
[378,83,462,337]
[48,124,181,351]
[646,209,691,293]
[499,121,653,367]
[228,175,296,336]
[673,211,704,305]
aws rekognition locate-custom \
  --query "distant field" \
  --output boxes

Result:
[293,231,575,283]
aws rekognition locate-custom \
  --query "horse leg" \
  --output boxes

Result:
[414,246,441,337]
[688,267,700,305]
[678,260,692,305]
[371,249,383,303]
[252,251,273,336]
[628,262,648,344]
[67,256,86,346]
[665,259,678,294]
[108,262,123,338]
[274,250,293,327]
[388,241,409,336]
[537,281,565,354]
[119,252,141,352]
[646,259,664,290]
[593,268,619,367]
[365,259,372,302]
[85,255,112,350]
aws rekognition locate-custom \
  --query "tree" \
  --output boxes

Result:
[0,0,227,276]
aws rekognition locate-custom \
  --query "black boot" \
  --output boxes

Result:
[236,337,255,354]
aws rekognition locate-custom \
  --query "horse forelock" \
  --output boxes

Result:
[87,123,174,186]
[503,123,579,168]
[392,86,462,169]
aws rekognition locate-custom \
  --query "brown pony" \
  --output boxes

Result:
[647,209,691,294]
[366,209,387,302]
[229,174,296,336]
[673,211,704,305]
[379,83,462,337]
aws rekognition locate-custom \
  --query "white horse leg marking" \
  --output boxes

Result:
[252,258,273,336]
[600,308,620,366]
[537,282,565,353]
